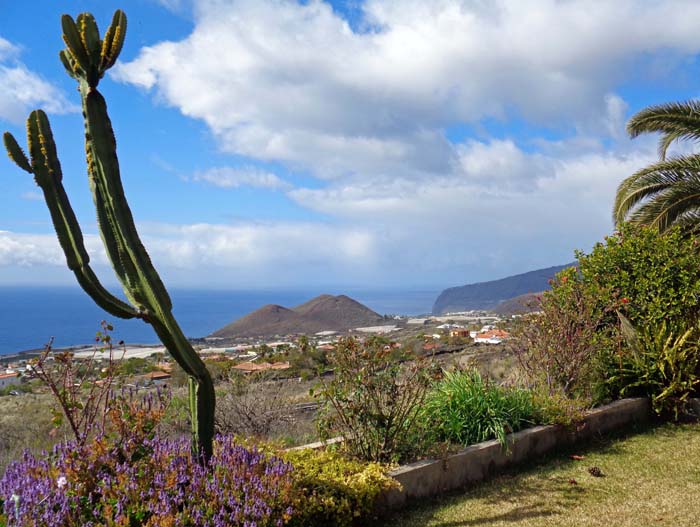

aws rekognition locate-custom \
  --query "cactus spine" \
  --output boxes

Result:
[3,10,215,460]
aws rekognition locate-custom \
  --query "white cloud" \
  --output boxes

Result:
[0,223,379,287]
[0,132,659,288]
[0,36,78,123]
[116,0,700,179]
[0,231,112,268]
[288,136,657,281]
[191,166,291,190]
[154,0,185,11]
[139,222,377,279]
[14,0,685,288]
[0,37,18,61]
[20,191,43,201]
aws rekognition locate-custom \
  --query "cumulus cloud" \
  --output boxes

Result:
[0,37,18,61]
[191,166,292,190]
[116,0,700,179]
[139,222,377,279]
[0,231,110,268]
[0,231,62,267]
[0,36,77,123]
[0,132,659,288]
[288,136,657,281]
[7,0,686,288]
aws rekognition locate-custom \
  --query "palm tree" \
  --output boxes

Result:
[614,100,700,234]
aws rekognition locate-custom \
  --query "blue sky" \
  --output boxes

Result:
[2,0,700,290]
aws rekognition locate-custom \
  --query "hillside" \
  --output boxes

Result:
[209,294,386,338]
[492,292,543,316]
[432,263,573,314]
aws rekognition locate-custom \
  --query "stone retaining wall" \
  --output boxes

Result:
[380,397,651,509]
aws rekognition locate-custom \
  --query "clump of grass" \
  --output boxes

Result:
[420,369,536,448]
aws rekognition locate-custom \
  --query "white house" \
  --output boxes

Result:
[473,329,511,345]
[0,371,21,389]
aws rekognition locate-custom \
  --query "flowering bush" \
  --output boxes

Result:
[0,382,293,526]
[0,434,294,527]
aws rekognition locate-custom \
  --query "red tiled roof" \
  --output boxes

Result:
[232,361,291,373]
[145,371,171,380]
[476,329,510,339]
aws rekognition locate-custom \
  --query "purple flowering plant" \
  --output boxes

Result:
[1,360,294,526]
[1,434,294,526]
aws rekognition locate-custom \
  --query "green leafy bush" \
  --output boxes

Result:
[605,314,700,418]
[577,224,700,329]
[577,225,700,403]
[313,337,436,463]
[514,224,700,404]
[421,369,536,448]
[282,448,396,527]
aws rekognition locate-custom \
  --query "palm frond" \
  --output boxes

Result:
[626,183,700,231]
[670,210,700,234]
[614,155,700,226]
[627,100,700,159]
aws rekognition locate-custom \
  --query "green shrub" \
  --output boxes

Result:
[577,224,700,329]
[530,389,589,428]
[605,314,700,418]
[514,224,700,404]
[421,369,536,448]
[282,448,397,527]
[313,337,436,463]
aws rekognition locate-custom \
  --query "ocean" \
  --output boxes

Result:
[0,286,438,355]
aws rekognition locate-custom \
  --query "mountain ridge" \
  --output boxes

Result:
[432,263,574,314]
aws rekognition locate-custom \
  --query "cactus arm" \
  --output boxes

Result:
[4,115,138,319]
[100,10,127,71]
[3,132,32,173]
[10,112,140,319]
[61,15,90,74]
[77,13,102,67]
[58,50,80,80]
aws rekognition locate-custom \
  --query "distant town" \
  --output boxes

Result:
[0,308,517,395]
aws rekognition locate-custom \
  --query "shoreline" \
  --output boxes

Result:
[0,342,167,364]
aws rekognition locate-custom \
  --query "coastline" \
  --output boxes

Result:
[0,287,439,358]
[0,343,166,364]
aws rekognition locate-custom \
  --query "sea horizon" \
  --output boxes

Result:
[0,285,439,356]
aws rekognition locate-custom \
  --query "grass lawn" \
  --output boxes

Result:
[379,422,700,527]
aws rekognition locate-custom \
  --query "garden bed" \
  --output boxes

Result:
[379,397,651,508]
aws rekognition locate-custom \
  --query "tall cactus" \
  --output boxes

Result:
[3,10,215,460]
